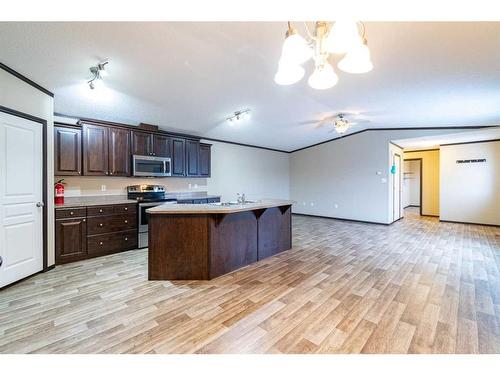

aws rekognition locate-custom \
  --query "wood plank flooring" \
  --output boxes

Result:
[1,208,499,354]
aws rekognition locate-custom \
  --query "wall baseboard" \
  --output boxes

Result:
[292,213,391,226]
[439,219,500,227]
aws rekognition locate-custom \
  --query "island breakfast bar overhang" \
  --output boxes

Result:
[147,200,294,280]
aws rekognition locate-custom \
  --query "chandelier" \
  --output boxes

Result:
[274,21,373,90]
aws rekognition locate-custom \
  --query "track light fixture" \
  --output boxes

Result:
[227,109,251,124]
[88,60,109,90]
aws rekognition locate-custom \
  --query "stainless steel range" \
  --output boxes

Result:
[127,185,176,248]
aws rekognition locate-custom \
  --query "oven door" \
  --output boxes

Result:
[133,155,172,177]
[138,202,159,233]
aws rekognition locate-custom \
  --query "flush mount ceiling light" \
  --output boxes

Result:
[274,21,372,90]
[88,60,109,90]
[227,109,251,124]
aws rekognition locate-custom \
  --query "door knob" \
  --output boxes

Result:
[36,202,44,207]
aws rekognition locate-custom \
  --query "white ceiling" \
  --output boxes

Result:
[1,22,500,151]
[394,127,500,150]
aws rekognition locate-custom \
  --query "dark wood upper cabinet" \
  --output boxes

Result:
[171,137,186,176]
[153,134,171,157]
[54,126,82,176]
[108,127,130,176]
[55,217,87,264]
[186,140,200,176]
[131,131,153,156]
[82,124,109,176]
[199,143,212,177]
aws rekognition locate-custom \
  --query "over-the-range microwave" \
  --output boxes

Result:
[132,155,172,177]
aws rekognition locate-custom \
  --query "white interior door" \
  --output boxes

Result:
[393,154,402,221]
[0,111,43,288]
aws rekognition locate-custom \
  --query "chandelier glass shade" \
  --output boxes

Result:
[334,117,350,134]
[274,21,372,90]
[308,62,338,90]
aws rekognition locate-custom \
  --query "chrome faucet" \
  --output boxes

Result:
[237,193,246,204]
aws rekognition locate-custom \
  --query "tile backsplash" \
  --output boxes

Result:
[58,176,208,197]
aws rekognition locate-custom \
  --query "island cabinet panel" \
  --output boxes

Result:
[131,131,153,156]
[82,124,109,176]
[186,139,200,176]
[257,206,292,260]
[148,214,209,280]
[208,211,258,279]
[54,126,82,176]
[108,127,131,176]
[55,217,87,264]
[153,134,171,157]
[171,137,186,176]
[199,143,211,177]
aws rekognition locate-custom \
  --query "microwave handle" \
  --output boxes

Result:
[163,159,167,174]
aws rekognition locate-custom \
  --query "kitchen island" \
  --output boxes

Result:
[147,199,294,280]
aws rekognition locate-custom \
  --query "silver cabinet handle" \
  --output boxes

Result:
[99,223,103,227]
[36,202,44,207]
[70,211,74,215]
[124,207,128,211]
[83,219,86,222]
[99,242,103,246]
[124,220,128,223]
[124,237,128,241]
[99,209,103,213]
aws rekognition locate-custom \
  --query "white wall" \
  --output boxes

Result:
[0,68,55,266]
[403,159,421,207]
[205,140,290,201]
[440,140,500,225]
[290,129,467,224]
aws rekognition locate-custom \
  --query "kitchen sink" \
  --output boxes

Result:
[209,200,257,206]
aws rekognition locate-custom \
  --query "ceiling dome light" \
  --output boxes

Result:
[274,62,305,85]
[326,20,362,54]
[280,24,312,66]
[308,62,338,90]
[337,39,373,74]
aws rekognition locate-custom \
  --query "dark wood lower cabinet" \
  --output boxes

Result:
[55,217,87,264]
[55,203,138,265]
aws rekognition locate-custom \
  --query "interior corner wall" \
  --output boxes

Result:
[205,140,290,202]
[440,140,500,225]
[0,68,55,267]
[403,150,440,216]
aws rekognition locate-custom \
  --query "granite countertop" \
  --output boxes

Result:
[55,195,137,208]
[55,192,222,208]
[147,199,295,215]
[165,192,222,200]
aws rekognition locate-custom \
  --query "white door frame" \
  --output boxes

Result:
[0,105,47,288]
[392,153,402,222]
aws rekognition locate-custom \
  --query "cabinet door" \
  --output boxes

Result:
[199,143,211,177]
[54,126,82,176]
[186,140,200,176]
[171,137,186,176]
[82,124,109,175]
[55,218,87,264]
[131,131,153,156]
[108,127,130,176]
[153,134,171,157]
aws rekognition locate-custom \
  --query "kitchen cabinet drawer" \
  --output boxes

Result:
[55,207,87,219]
[87,214,137,235]
[87,205,114,217]
[113,203,137,214]
[87,230,138,255]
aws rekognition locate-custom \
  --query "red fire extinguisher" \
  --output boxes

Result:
[54,179,65,205]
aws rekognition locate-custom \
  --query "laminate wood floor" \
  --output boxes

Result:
[1,208,499,354]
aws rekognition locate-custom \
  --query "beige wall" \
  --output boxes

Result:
[0,68,55,266]
[440,141,500,225]
[403,150,440,216]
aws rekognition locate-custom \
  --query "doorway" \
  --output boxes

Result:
[403,158,422,216]
[0,108,47,288]
[392,153,402,222]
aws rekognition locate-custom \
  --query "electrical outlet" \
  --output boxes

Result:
[302,202,306,206]
[310,202,314,207]
[101,185,106,192]
[188,183,192,189]
[334,203,338,209]
[194,183,198,188]
[381,178,387,184]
